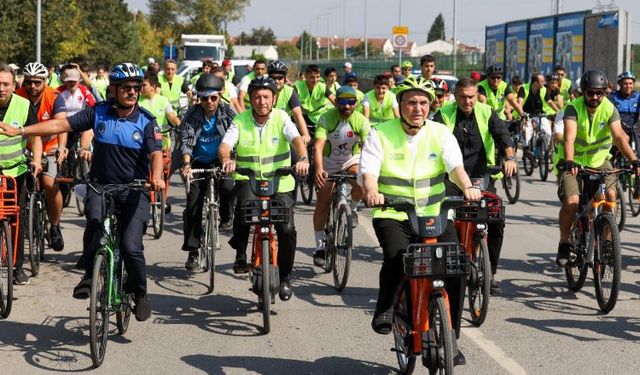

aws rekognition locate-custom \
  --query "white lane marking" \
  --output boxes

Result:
[462,326,528,375]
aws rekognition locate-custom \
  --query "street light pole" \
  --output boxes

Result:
[36,0,41,62]
[364,0,368,59]
[398,0,402,66]
[301,32,304,62]
[453,0,457,76]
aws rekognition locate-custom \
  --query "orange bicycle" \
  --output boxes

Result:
[380,197,469,374]
[236,167,293,334]
[149,147,172,239]
[0,161,23,319]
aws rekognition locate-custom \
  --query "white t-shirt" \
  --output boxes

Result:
[60,88,90,116]
[222,111,301,148]
[323,120,361,165]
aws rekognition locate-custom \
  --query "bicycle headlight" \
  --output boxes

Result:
[435,247,443,259]
[261,200,269,210]
[260,227,270,234]
[433,279,445,288]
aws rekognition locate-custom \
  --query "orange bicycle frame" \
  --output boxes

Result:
[251,197,278,269]
[0,175,20,266]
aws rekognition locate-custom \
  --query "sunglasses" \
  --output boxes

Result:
[24,80,44,87]
[270,75,285,81]
[119,84,141,92]
[490,75,502,80]
[337,98,357,106]
[585,89,605,98]
[199,94,220,102]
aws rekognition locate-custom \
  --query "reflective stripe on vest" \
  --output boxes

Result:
[372,119,448,221]
[0,95,29,176]
[294,80,330,124]
[478,79,508,120]
[233,109,295,192]
[366,90,395,125]
[159,74,184,109]
[275,84,294,116]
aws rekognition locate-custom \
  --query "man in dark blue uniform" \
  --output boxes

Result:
[0,63,164,321]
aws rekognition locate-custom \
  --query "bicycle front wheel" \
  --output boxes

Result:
[207,208,218,294]
[0,221,14,319]
[300,173,314,205]
[89,253,110,368]
[522,148,534,176]
[593,214,621,313]
[502,169,521,204]
[116,262,132,335]
[428,296,454,375]
[151,190,165,239]
[468,237,491,327]
[260,237,271,334]
[615,183,626,232]
[627,174,640,217]
[27,194,42,277]
[393,283,416,375]
[332,203,353,292]
[538,139,549,182]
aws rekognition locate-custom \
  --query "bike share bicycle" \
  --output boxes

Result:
[24,155,47,276]
[0,161,23,319]
[298,124,316,205]
[148,128,174,239]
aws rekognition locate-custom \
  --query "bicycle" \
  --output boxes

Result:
[61,145,90,216]
[522,114,552,181]
[185,167,223,294]
[236,167,293,334]
[0,161,22,319]
[563,167,633,313]
[317,172,356,291]
[299,125,316,205]
[149,144,172,239]
[496,151,521,204]
[24,160,47,277]
[377,197,469,374]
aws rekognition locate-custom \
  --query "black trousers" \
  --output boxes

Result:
[372,218,466,338]
[182,161,234,251]
[79,185,150,298]
[228,181,297,280]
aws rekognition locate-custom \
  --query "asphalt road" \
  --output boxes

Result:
[3,169,640,374]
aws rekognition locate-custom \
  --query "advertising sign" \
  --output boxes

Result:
[485,24,505,71]
[392,26,409,48]
[555,12,587,80]
[528,17,555,76]
[505,20,528,82]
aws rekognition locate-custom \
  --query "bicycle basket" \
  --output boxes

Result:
[0,176,19,217]
[403,242,469,279]
[483,192,505,222]
[455,200,488,222]
[241,198,290,225]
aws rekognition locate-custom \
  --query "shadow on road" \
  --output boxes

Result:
[507,315,640,342]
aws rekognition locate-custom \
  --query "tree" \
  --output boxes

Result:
[427,13,446,43]
[296,31,319,60]
[247,27,276,45]
[277,42,301,60]
[351,41,381,58]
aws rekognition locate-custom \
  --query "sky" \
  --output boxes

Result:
[126,0,640,46]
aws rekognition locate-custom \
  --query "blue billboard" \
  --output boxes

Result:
[164,46,178,61]
[505,21,528,83]
[555,12,587,80]
[485,24,505,71]
[528,16,555,76]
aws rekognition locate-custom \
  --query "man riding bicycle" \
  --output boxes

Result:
[180,74,236,270]
[609,71,640,152]
[1,63,165,321]
[518,73,554,151]
[433,77,517,295]
[219,77,310,301]
[428,78,449,120]
[362,74,399,126]
[267,60,311,145]
[359,76,481,364]
[237,59,268,112]
[555,70,640,266]
[477,65,524,121]
[312,86,370,267]
[294,64,335,127]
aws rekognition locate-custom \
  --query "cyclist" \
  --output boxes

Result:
[312,86,370,267]
[509,75,524,119]
[390,64,402,78]
[267,61,311,145]
[0,64,42,285]
[419,54,436,81]
[518,73,553,151]
[555,70,640,266]
[609,71,640,150]
[324,67,341,95]
[219,77,310,301]
[342,74,365,115]
[47,64,63,89]
[189,60,215,88]
[180,74,236,270]
[16,62,68,252]
[159,59,191,112]
[359,76,480,366]
[362,74,399,127]
[400,60,413,79]
[545,72,564,113]
[237,59,267,112]
[343,62,353,76]
[221,59,235,84]
[91,66,110,102]
[555,65,573,106]
[478,65,524,121]
[1,63,165,321]
[58,67,96,116]
[294,64,335,126]
[211,67,241,113]
[433,77,517,295]
[428,78,449,120]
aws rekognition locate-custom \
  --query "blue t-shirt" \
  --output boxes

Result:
[193,114,222,163]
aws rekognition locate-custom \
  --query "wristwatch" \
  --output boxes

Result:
[505,155,516,161]
[299,156,309,162]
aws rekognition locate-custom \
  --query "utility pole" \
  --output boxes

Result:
[343,0,347,59]
[398,0,402,66]
[36,0,41,62]
[301,32,304,62]
[364,0,368,59]
[453,0,457,76]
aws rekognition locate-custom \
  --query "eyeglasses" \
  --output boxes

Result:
[337,98,357,106]
[270,75,285,81]
[490,75,502,80]
[585,89,605,98]
[24,80,44,87]
[119,84,141,92]
[0,82,14,88]
[199,94,220,102]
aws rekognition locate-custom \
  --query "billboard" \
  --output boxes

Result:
[505,20,528,83]
[555,12,587,81]
[485,24,505,71]
[528,16,555,77]
[584,10,628,84]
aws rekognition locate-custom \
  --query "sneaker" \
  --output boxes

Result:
[233,253,249,274]
[371,307,393,334]
[279,277,293,301]
[313,249,326,267]
[220,220,233,231]
[454,349,467,366]
[164,201,171,214]
[72,277,92,299]
[50,225,64,252]
[556,243,576,267]
[185,250,198,271]
[13,268,29,285]
[134,296,152,321]
[490,278,502,296]
[351,211,359,228]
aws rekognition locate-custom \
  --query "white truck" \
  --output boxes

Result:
[176,34,227,79]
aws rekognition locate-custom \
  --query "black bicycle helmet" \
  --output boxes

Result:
[267,60,288,75]
[486,64,503,76]
[248,76,277,96]
[580,69,608,92]
[195,73,224,96]
[546,72,560,82]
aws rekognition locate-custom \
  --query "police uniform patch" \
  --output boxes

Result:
[132,130,142,141]
[97,122,106,134]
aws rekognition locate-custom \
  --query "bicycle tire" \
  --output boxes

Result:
[116,261,132,335]
[628,174,640,217]
[89,253,109,368]
[300,172,314,205]
[392,283,416,375]
[428,296,454,375]
[322,210,334,274]
[538,139,549,182]
[27,194,42,277]
[593,214,621,313]
[0,221,13,319]
[468,237,491,327]
[207,208,218,294]
[75,193,85,217]
[151,190,165,239]
[502,169,521,204]
[615,183,626,232]
[261,237,271,334]
[332,203,353,291]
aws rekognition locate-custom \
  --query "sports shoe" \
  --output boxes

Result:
[313,249,326,267]
[279,277,293,301]
[233,253,249,274]
[134,296,152,321]
[50,224,64,252]
[490,277,502,296]
[72,277,92,299]
[185,250,198,271]
[164,201,172,214]
[454,349,467,366]
[556,242,576,267]
[371,307,393,334]
[13,268,29,285]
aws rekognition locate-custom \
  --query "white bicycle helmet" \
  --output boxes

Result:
[23,62,49,79]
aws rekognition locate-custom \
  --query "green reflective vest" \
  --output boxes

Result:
[365,90,395,126]
[294,80,330,124]
[560,77,572,109]
[48,72,63,89]
[233,109,295,192]
[190,73,202,87]
[478,79,508,120]
[242,72,257,111]
[139,94,172,149]
[315,107,370,157]
[355,89,365,115]
[522,83,555,115]
[274,85,294,116]
[159,74,184,110]
[91,76,109,100]
[221,81,235,105]
[0,95,30,177]
[373,119,448,221]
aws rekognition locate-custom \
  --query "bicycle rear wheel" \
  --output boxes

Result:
[627,174,640,217]
[428,296,454,375]
[27,194,43,277]
[116,262,132,335]
[89,253,110,368]
[468,237,490,327]
[538,139,549,182]
[502,169,521,204]
[615,183,626,232]
[207,208,218,294]
[260,237,271,334]
[0,221,13,319]
[299,173,314,205]
[151,190,165,239]
[75,159,89,216]
[393,283,416,375]
[593,214,621,313]
[332,203,353,292]
[522,148,534,176]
